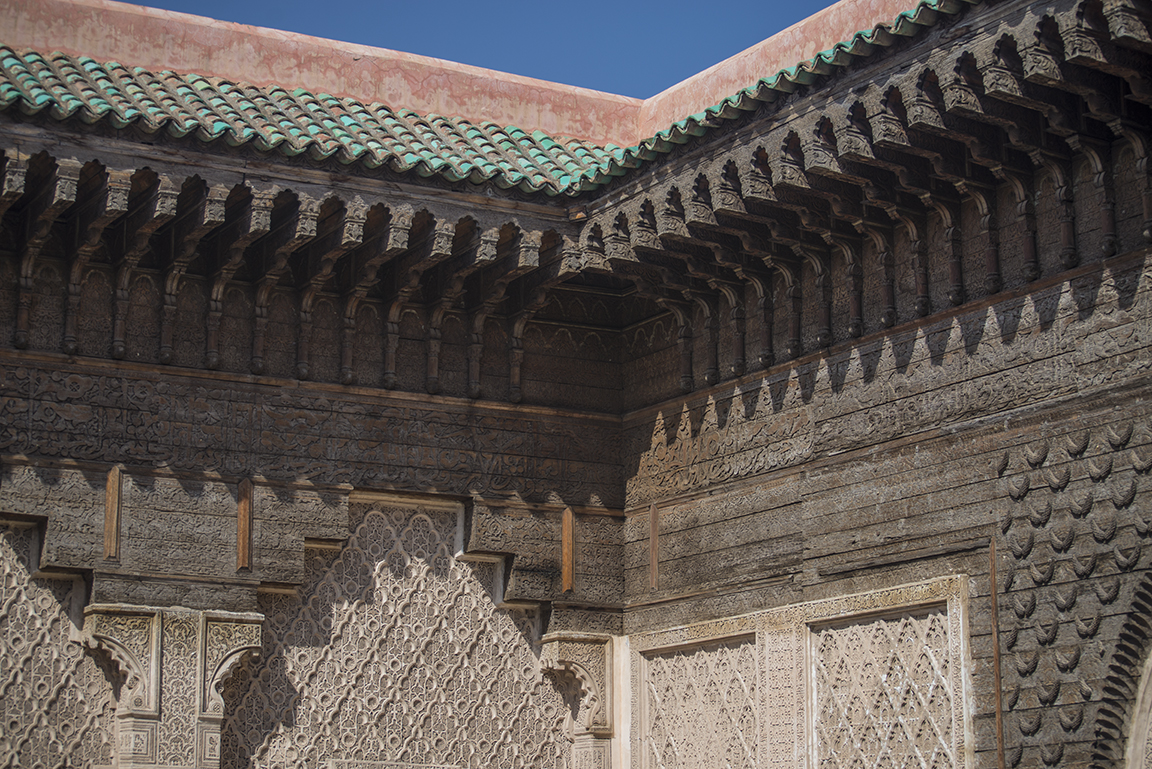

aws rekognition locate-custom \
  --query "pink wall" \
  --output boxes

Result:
[0,0,642,147]
[638,0,921,138]
[1,0,922,148]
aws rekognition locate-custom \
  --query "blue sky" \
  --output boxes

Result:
[135,0,841,98]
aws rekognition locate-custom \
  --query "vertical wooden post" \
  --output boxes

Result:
[990,537,1006,769]
[561,506,575,593]
[103,466,122,561]
[237,478,253,571]
[649,503,659,591]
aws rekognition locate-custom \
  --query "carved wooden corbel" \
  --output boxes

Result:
[995,168,1041,281]
[204,190,274,369]
[685,175,717,228]
[1111,123,1152,243]
[830,235,864,337]
[857,224,898,328]
[729,234,775,368]
[929,198,965,306]
[691,293,721,386]
[889,207,932,317]
[1031,151,1079,269]
[797,245,833,347]
[16,157,82,350]
[160,182,230,365]
[0,148,29,221]
[61,167,131,356]
[956,181,1001,295]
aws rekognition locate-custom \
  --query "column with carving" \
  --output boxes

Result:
[84,605,262,769]
[541,632,614,769]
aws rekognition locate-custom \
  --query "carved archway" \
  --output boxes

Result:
[1095,570,1152,768]
[1128,649,1152,769]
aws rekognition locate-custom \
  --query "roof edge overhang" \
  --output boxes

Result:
[0,0,644,147]
[2,0,948,149]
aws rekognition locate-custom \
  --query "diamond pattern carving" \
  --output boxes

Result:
[220,503,571,768]
[0,523,116,767]
[812,608,953,769]
[640,636,758,769]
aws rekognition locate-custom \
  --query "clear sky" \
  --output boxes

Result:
[134,0,841,99]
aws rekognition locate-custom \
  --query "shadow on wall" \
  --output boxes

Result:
[622,253,1150,510]
[218,501,570,769]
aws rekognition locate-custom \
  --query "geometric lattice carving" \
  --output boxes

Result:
[220,500,572,769]
[0,522,116,767]
[812,607,953,769]
[639,635,759,769]
[629,576,969,769]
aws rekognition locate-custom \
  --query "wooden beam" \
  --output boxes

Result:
[237,478,253,571]
[561,506,575,593]
[649,503,659,591]
[103,466,122,561]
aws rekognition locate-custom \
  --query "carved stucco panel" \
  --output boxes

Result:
[220,499,572,769]
[638,635,759,769]
[811,607,954,768]
[0,523,117,768]
[628,576,970,769]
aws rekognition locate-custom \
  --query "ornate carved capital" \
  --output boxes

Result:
[83,605,161,718]
[82,605,262,769]
[541,631,613,737]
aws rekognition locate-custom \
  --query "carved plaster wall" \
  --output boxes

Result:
[219,497,574,769]
[0,522,116,767]
[628,576,970,769]
[82,604,263,769]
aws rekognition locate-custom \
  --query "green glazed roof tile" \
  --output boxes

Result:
[0,0,974,196]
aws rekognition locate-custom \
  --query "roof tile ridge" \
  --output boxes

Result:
[309,93,378,167]
[164,70,241,145]
[285,88,348,160]
[2,48,72,118]
[374,107,458,180]
[418,113,507,187]
[593,0,979,192]
[137,66,205,137]
[336,98,416,171]
[477,122,557,192]
[40,52,112,124]
[208,78,285,152]
[257,84,320,155]
[504,126,573,186]
[421,113,497,184]
[82,56,157,129]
